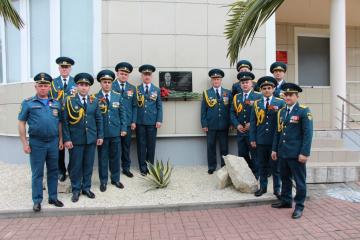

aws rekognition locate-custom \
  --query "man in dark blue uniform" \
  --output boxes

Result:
[230,72,261,178]
[18,73,64,212]
[231,60,252,96]
[50,57,76,182]
[271,83,313,219]
[112,62,137,178]
[270,62,287,98]
[201,69,232,174]
[96,70,127,192]
[62,73,104,202]
[250,76,285,198]
[136,64,163,176]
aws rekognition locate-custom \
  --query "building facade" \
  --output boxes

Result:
[0,0,358,165]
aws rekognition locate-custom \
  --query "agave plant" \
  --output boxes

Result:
[142,160,173,192]
[0,0,24,29]
[225,0,284,65]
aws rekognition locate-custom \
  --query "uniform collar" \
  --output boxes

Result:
[61,75,70,81]
[78,93,88,103]
[143,83,151,89]
[263,95,273,102]
[213,86,222,94]
[118,80,126,87]
[286,102,298,113]
[102,90,111,99]
[277,79,284,87]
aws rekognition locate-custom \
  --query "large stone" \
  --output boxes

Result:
[215,166,231,189]
[224,155,258,193]
[58,179,72,194]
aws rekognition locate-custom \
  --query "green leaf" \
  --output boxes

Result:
[0,0,24,29]
[225,0,284,65]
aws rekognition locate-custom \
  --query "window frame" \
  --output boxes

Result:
[294,27,331,88]
[0,0,102,84]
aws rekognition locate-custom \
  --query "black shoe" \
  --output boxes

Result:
[274,191,281,200]
[292,209,303,219]
[58,174,67,182]
[255,188,267,197]
[48,199,64,207]
[82,190,95,199]
[208,169,215,175]
[271,201,292,208]
[140,171,147,176]
[123,170,134,178]
[100,184,107,192]
[33,203,41,212]
[267,173,272,178]
[111,181,124,189]
[71,192,80,203]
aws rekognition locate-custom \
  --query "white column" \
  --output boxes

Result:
[265,14,276,76]
[330,0,346,128]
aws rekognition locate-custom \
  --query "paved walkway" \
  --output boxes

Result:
[0,192,360,240]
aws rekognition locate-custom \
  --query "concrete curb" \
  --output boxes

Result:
[0,197,280,219]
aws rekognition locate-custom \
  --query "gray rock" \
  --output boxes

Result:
[216,166,231,189]
[58,179,72,194]
[224,155,258,193]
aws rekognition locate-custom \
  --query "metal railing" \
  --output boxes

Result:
[336,95,360,147]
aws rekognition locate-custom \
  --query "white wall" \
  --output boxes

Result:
[102,0,268,136]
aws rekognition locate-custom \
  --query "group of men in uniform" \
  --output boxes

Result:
[201,60,313,219]
[18,57,163,212]
[19,56,312,219]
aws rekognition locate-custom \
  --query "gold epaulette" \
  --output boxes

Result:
[300,104,308,109]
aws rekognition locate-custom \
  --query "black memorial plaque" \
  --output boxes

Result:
[159,71,192,92]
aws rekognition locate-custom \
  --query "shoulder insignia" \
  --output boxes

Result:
[300,104,308,109]
[307,112,313,120]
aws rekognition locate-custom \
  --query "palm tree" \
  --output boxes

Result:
[225,0,284,66]
[0,0,24,29]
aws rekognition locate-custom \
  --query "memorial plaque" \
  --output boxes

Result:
[159,71,192,92]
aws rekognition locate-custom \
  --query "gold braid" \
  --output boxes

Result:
[136,86,145,107]
[203,90,217,108]
[277,108,284,132]
[233,95,243,115]
[50,81,64,101]
[254,100,265,126]
[66,97,85,125]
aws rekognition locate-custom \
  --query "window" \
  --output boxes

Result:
[0,0,99,83]
[60,0,93,74]
[298,36,330,86]
[30,0,50,76]
[5,0,21,83]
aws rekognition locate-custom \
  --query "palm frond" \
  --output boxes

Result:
[0,0,24,29]
[225,0,284,66]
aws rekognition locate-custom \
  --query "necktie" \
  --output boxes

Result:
[244,93,248,102]
[266,97,270,109]
[120,83,125,94]
[63,79,67,90]
[82,97,87,111]
[216,88,220,100]
[105,94,109,105]
[145,85,149,94]
[285,108,291,121]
